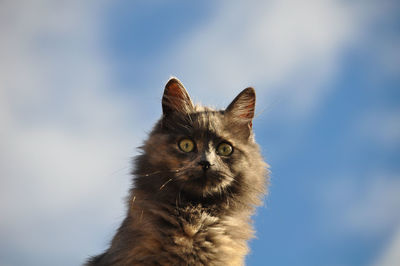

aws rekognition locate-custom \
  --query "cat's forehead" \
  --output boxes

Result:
[193,105,214,112]
[176,105,229,139]
[193,105,220,121]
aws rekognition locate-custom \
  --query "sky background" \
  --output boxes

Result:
[0,0,399,265]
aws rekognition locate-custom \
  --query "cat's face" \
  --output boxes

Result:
[137,78,265,200]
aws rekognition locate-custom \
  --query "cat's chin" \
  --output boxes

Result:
[178,170,232,198]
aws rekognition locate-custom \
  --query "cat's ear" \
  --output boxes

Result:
[225,87,256,134]
[162,77,194,116]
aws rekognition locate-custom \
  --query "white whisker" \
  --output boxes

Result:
[159,178,173,191]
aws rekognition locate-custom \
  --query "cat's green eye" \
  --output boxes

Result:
[217,143,233,156]
[178,139,195,153]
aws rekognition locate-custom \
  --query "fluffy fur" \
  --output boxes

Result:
[86,78,269,266]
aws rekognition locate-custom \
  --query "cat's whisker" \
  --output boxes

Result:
[130,196,137,211]
[159,178,173,191]
[225,187,235,202]
[138,166,191,177]
[224,187,232,207]
[139,209,144,223]
[175,196,179,209]
[138,170,163,177]
[176,183,184,208]
[218,186,223,199]
[107,165,130,177]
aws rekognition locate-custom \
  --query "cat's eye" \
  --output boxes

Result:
[217,142,233,156]
[178,138,195,153]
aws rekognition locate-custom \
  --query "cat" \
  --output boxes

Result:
[86,78,269,266]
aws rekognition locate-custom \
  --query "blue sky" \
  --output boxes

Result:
[0,1,399,265]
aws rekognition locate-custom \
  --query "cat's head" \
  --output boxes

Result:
[135,78,267,204]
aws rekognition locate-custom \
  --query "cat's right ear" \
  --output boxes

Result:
[225,87,256,139]
[225,87,255,124]
[162,77,194,116]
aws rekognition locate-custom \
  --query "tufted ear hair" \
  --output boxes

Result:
[225,87,255,127]
[162,77,194,116]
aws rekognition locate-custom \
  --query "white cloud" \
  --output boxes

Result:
[169,0,368,119]
[358,109,400,149]
[319,172,400,265]
[0,1,142,265]
[321,173,400,236]
[344,175,400,235]
[372,225,400,266]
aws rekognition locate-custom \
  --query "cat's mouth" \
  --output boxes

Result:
[179,169,232,196]
[190,169,220,181]
[200,171,209,179]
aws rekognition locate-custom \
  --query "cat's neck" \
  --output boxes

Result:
[129,187,252,219]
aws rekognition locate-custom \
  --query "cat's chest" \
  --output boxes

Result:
[167,206,244,264]
[173,208,219,247]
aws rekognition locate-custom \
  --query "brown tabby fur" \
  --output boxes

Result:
[86,78,269,265]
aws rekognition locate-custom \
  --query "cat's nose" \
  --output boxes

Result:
[198,160,211,170]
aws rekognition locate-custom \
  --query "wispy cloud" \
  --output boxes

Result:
[0,1,140,265]
[321,172,400,237]
[358,109,400,149]
[169,0,370,119]
[373,226,400,266]
[345,174,400,235]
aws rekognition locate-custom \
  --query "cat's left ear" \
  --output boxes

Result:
[162,77,194,116]
[225,87,256,133]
